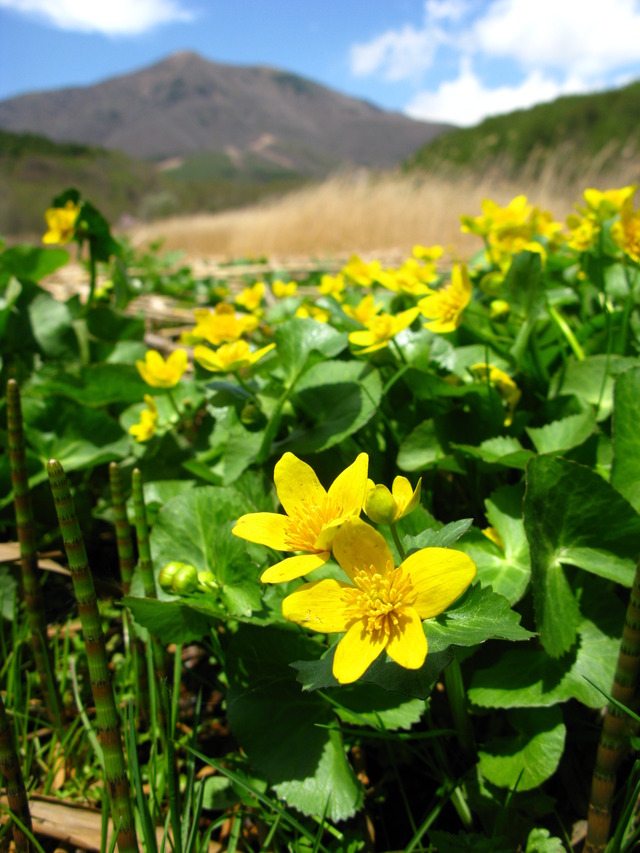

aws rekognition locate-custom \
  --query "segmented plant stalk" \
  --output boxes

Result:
[108,463,149,725]
[47,459,137,853]
[585,557,640,853]
[7,379,62,728]
[0,691,32,852]
[131,468,168,687]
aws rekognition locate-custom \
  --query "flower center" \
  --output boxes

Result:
[284,495,342,552]
[343,563,416,637]
[369,315,394,341]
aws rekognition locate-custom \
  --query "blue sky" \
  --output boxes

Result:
[1,0,639,126]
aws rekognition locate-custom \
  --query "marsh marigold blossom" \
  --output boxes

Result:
[418,264,472,333]
[42,200,80,245]
[282,518,476,684]
[193,340,275,373]
[129,395,158,442]
[349,308,419,354]
[272,279,298,298]
[235,281,266,313]
[233,452,369,583]
[136,349,188,388]
[183,304,259,347]
[471,363,521,426]
[611,198,640,263]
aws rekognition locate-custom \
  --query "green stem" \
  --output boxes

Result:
[47,459,137,853]
[547,304,585,361]
[585,557,640,853]
[109,463,149,727]
[0,691,32,852]
[167,389,182,420]
[86,250,97,313]
[7,379,63,728]
[444,651,476,761]
[390,523,406,561]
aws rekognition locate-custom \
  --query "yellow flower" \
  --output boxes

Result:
[295,304,331,323]
[583,185,636,221]
[42,200,80,245]
[318,273,346,301]
[349,308,419,354]
[185,303,259,346]
[611,198,640,263]
[383,259,439,296]
[418,264,472,333]
[129,395,158,442]
[272,279,298,298]
[193,340,275,373]
[282,518,476,684]
[470,363,521,426]
[342,255,384,288]
[235,281,265,313]
[490,299,511,321]
[136,349,188,388]
[342,294,384,325]
[566,214,598,252]
[233,452,369,583]
[412,244,443,262]
[364,476,422,525]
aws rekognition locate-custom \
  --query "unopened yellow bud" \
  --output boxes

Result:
[490,299,511,321]
[364,484,398,525]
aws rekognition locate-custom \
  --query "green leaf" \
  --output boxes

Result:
[424,584,535,651]
[611,366,640,513]
[22,397,128,476]
[292,644,453,700]
[525,828,565,853]
[397,420,450,471]
[27,362,151,407]
[226,624,362,822]
[329,685,425,731]
[478,707,566,791]
[0,567,18,621]
[277,360,382,454]
[150,487,263,617]
[453,436,534,470]
[123,595,221,644]
[274,318,347,382]
[458,484,530,604]
[524,455,639,656]
[468,579,623,708]
[525,410,596,455]
[403,518,473,553]
[0,244,69,281]
[549,354,637,421]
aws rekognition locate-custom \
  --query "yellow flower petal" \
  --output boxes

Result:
[327,452,369,517]
[402,547,477,619]
[332,517,394,584]
[333,620,388,684]
[232,512,291,550]
[274,452,327,518]
[385,607,428,669]
[261,552,330,583]
[281,578,352,630]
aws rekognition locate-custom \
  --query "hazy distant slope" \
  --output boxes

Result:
[405,80,640,186]
[0,51,452,174]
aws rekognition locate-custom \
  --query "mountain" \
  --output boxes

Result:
[404,80,640,187]
[0,51,451,176]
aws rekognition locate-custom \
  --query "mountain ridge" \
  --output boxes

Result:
[0,51,452,175]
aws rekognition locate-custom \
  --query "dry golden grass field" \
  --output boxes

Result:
[123,158,637,265]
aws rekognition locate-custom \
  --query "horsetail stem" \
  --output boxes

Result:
[585,557,640,853]
[108,463,149,726]
[0,691,32,852]
[7,379,62,728]
[46,459,137,853]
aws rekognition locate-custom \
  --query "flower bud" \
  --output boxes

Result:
[171,563,199,594]
[198,570,218,589]
[158,561,184,592]
[490,299,511,321]
[364,484,398,525]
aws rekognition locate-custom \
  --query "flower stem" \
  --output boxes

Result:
[0,691,32,853]
[547,303,585,361]
[444,651,476,761]
[390,523,407,561]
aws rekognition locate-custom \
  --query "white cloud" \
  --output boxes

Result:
[0,0,193,35]
[350,24,437,80]
[472,0,640,77]
[405,59,594,126]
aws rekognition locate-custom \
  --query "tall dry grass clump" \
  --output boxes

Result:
[125,169,578,263]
